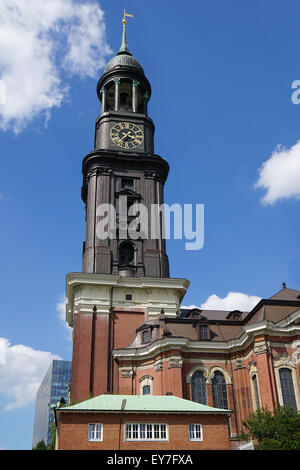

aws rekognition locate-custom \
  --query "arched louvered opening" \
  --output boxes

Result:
[119,241,134,266]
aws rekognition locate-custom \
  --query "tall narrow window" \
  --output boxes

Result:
[212,371,228,409]
[252,374,260,410]
[142,329,151,344]
[199,325,209,340]
[279,368,297,411]
[191,371,207,405]
[143,385,150,395]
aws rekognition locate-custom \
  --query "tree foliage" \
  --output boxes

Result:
[33,440,47,450]
[47,422,56,450]
[240,406,300,450]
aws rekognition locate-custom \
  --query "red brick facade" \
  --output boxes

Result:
[56,411,230,450]
[69,286,300,448]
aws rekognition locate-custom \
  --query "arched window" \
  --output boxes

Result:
[143,385,151,395]
[279,368,297,411]
[212,371,228,409]
[191,371,207,405]
[119,242,134,265]
[252,374,260,410]
[139,375,153,396]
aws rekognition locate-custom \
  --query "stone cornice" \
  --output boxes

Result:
[112,320,300,361]
[65,272,190,326]
[66,272,189,294]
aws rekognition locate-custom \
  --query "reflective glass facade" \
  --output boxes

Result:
[32,360,72,448]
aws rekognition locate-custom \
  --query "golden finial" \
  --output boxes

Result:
[122,9,134,29]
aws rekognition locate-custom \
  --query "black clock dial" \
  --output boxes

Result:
[110,122,144,149]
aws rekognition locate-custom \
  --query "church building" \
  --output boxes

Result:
[55,15,300,450]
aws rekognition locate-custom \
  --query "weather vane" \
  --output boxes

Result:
[122,9,134,30]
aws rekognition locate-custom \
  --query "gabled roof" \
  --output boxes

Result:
[270,287,300,301]
[58,394,230,414]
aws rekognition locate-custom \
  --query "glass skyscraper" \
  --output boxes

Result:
[32,360,72,448]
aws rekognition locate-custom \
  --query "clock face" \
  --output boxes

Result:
[110,122,144,149]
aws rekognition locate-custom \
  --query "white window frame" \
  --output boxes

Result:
[88,423,103,442]
[189,423,203,442]
[139,375,153,396]
[124,423,168,442]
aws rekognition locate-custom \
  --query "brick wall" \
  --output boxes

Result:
[57,412,230,450]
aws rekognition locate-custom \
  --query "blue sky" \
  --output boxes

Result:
[1,0,300,450]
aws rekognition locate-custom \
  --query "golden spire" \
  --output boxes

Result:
[118,10,134,55]
[122,9,134,29]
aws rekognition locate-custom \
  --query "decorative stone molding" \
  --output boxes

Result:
[186,365,209,384]
[247,360,257,374]
[168,359,183,369]
[98,167,112,176]
[86,168,98,181]
[154,361,163,372]
[292,344,300,365]
[234,359,246,370]
[254,341,269,356]
[209,366,232,385]
[139,375,153,395]
[66,273,190,326]
[138,375,153,382]
[273,353,295,369]
[121,369,135,378]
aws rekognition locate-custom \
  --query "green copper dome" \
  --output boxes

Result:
[104,53,144,75]
[103,22,144,75]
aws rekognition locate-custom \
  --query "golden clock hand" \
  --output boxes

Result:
[117,131,131,144]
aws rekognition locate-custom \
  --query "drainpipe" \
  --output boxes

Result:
[229,351,239,437]
[89,305,97,396]
[118,399,127,450]
[107,287,114,393]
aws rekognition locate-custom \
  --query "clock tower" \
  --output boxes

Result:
[67,16,189,402]
[81,17,170,278]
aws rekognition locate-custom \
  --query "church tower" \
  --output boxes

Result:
[81,15,169,278]
[66,16,189,403]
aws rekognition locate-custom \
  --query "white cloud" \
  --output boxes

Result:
[255,141,300,205]
[0,0,112,133]
[182,291,261,312]
[56,295,72,341]
[0,338,61,411]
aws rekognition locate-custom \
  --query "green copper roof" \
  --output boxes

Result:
[103,54,144,75]
[118,24,131,56]
[59,394,231,414]
[103,21,144,75]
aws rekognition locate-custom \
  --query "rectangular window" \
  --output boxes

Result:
[142,329,151,343]
[121,178,134,189]
[88,423,103,441]
[189,424,202,441]
[125,423,168,441]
